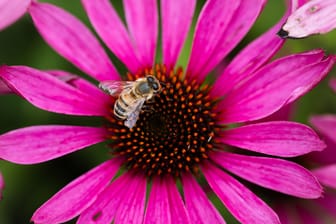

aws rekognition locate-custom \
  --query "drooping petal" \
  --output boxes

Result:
[0,0,31,30]
[0,125,106,164]
[182,173,226,224]
[144,177,190,224]
[32,159,121,224]
[202,162,280,224]
[310,115,336,143]
[161,0,196,69]
[219,121,325,157]
[330,78,336,92]
[47,70,110,105]
[313,165,336,189]
[123,0,158,68]
[28,2,119,81]
[78,172,146,224]
[187,0,266,82]
[0,66,109,116]
[0,79,12,94]
[287,0,310,12]
[81,0,141,73]
[211,151,323,198]
[217,50,335,124]
[279,0,336,38]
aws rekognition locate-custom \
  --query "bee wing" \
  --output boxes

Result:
[124,98,145,129]
[99,80,134,96]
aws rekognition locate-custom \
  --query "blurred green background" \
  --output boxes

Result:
[0,0,336,223]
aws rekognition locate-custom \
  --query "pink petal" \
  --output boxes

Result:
[0,0,31,30]
[186,0,240,80]
[81,0,141,73]
[161,0,196,69]
[217,50,335,124]
[279,0,336,38]
[78,172,146,224]
[0,171,4,200]
[28,2,119,81]
[182,173,225,224]
[0,125,106,164]
[32,159,121,224]
[0,66,109,116]
[202,162,280,224]
[123,0,158,68]
[211,13,287,97]
[144,177,190,224]
[310,115,336,143]
[0,79,12,94]
[313,164,336,189]
[187,0,266,82]
[166,177,190,224]
[113,174,146,224]
[254,103,296,123]
[308,115,336,164]
[288,0,310,12]
[47,70,110,105]
[144,178,170,223]
[219,121,325,157]
[211,151,323,198]
[330,78,336,92]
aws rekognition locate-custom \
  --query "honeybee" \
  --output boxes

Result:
[99,75,162,129]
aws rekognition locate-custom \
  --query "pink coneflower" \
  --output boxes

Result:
[0,0,32,30]
[271,113,336,224]
[0,1,334,223]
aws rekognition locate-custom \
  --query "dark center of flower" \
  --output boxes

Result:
[106,65,219,177]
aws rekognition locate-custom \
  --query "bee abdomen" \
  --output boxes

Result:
[114,100,128,120]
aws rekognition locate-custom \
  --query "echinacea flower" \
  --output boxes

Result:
[0,0,334,223]
[0,0,32,31]
[278,0,336,38]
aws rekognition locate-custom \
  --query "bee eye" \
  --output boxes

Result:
[147,76,154,82]
[152,83,159,91]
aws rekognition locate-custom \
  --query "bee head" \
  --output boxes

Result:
[146,75,161,93]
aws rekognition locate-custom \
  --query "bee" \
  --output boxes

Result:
[99,75,162,129]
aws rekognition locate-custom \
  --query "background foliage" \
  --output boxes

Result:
[0,0,335,223]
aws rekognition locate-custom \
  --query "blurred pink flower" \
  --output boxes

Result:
[330,77,336,92]
[0,1,334,223]
[278,0,336,38]
[0,0,32,31]
[260,79,336,223]
[271,114,336,224]
[0,171,4,200]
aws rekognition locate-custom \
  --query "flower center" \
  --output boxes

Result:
[106,65,219,177]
